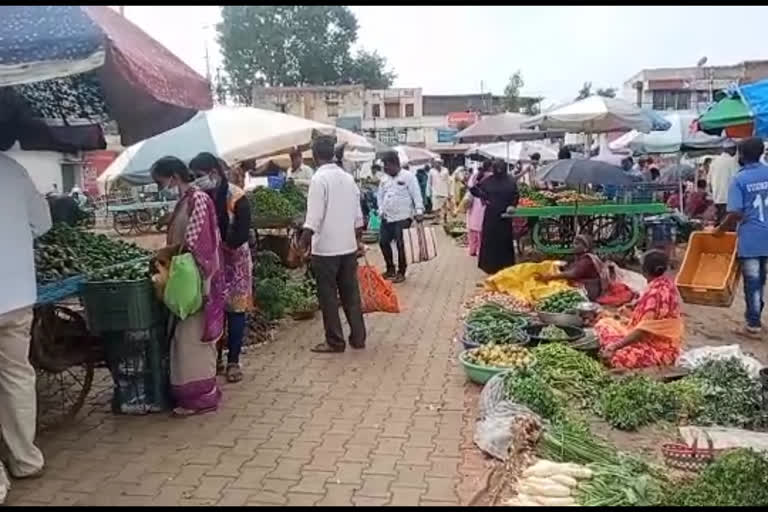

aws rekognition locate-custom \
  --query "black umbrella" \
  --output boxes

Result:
[659,163,696,184]
[536,159,633,186]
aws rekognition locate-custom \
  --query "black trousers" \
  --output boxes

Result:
[311,253,366,349]
[715,203,727,224]
[379,218,412,275]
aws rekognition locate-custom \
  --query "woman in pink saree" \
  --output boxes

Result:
[151,156,225,416]
[466,161,493,256]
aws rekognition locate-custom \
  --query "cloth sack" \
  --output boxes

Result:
[358,259,400,314]
[404,223,438,264]
[163,253,203,320]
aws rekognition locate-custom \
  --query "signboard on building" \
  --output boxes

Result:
[446,111,479,129]
[376,128,407,146]
[437,129,458,143]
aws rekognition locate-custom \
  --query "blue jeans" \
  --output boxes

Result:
[741,257,768,328]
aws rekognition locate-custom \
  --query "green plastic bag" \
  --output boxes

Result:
[367,210,381,232]
[163,253,203,320]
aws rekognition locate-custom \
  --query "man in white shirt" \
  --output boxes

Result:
[287,148,315,187]
[428,159,451,223]
[299,136,366,353]
[0,154,52,503]
[709,141,739,223]
[377,151,425,283]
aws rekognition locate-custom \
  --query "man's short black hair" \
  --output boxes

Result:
[557,147,571,160]
[696,179,707,189]
[311,135,336,161]
[380,150,400,167]
[530,152,541,162]
[371,163,382,171]
[738,137,765,165]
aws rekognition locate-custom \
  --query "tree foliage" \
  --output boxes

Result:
[217,6,395,104]
[503,70,525,112]
[577,81,616,100]
[596,87,617,98]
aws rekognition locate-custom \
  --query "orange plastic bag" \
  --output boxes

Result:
[357,260,400,314]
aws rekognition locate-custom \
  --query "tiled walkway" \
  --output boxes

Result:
[10,233,486,506]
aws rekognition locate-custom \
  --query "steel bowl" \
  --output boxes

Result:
[537,310,583,327]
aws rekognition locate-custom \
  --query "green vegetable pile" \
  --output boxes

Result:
[88,260,149,281]
[252,251,317,320]
[504,369,564,420]
[530,343,608,404]
[539,324,569,341]
[248,185,305,221]
[664,449,768,506]
[690,357,762,428]
[518,183,548,204]
[537,416,619,466]
[35,224,150,282]
[536,290,584,313]
[596,375,671,431]
[465,303,529,345]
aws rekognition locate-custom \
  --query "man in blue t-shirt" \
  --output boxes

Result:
[714,137,768,338]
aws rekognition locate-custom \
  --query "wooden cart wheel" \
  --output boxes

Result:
[35,363,94,434]
[113,211,135,236]
[31,306,99,432]
[134,209,154,234]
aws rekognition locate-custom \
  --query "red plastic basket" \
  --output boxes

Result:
[661,432,722,472]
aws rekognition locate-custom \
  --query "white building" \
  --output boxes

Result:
[623,59,768,112]
[252,85,365,131]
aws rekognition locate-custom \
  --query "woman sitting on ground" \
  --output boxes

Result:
[537,234,608,301]
[593,250,683,369]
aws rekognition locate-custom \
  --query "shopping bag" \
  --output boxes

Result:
[367,210,381,232]
[404,223,438,265]
[163,252,203,320]
[358,259,400,314]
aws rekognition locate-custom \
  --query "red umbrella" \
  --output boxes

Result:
[0,5,212,149]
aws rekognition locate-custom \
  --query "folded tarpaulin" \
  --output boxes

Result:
[0,6,212,148]
[737,79,768,138]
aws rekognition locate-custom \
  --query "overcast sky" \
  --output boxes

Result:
[119,5,768,107]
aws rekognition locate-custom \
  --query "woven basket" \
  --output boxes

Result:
[662,432,721,472]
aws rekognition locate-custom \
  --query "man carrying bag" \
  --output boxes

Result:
[377,151,425,284]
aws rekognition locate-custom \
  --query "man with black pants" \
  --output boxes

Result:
[300,136,366,354]
[377,151,425,283]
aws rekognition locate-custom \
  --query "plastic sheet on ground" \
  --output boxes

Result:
[680,426,768,453]
[676,344,764,380]
[474,370,541,461]
[485,261,574,305]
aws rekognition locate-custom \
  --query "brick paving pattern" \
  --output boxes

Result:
[9,232,488,506]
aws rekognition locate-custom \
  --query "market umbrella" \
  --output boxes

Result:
[697,95,753,136]
[455,113,562,143]
[536,159,633,186]
[521,96,668,134]
[99,107,375,185]
[0,5,212,149]
[393,145,439,166]
[658,163,696,184]
[465,141,558,163]
[610,112,725,154]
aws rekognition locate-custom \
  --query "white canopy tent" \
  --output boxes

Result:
[465,140,559,163]
[608,111,726,154]
[99,107,374,185]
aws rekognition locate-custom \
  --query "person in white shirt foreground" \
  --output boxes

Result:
[428,159,451,223]
[708,140,739,223]
[287,148,314,187]
[377,151,425,283]
[0,154,52,503]
[299,136,366,353]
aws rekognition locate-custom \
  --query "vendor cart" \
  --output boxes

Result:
[109,200,176,236]
[504,202,669,257]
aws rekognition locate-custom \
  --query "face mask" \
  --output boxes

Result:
[194,174,219,190]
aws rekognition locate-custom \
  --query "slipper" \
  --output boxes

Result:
[172,406,217,418]
[310,343,345,353]
[226,363,243,383]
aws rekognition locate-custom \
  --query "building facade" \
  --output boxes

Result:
[251,85,365,129]
[623,59,768,112]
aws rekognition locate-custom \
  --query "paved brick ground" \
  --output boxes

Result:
[9,232,487,506]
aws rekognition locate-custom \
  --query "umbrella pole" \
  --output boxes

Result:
[677,153,684,214]
[506,140,510,175]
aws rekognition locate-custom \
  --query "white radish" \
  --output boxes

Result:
[515,493,542,506]
[533,495,578,506]
[549,474,578,488]
[520,481,571,498]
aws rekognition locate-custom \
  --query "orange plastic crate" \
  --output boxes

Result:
[676,231,740,307]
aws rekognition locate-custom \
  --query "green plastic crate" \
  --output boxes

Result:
[101,324,171,414]
[82,279,165,334]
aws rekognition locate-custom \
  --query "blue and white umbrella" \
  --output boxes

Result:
[99,106,375,185]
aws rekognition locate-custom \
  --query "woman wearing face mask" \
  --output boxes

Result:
[189,152,253,384]
[150,156,225,416]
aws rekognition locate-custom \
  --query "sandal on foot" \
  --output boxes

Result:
[735,326,763,340]
[310,343,345,353]
[172,406,217,418]
[226,363,243,383]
